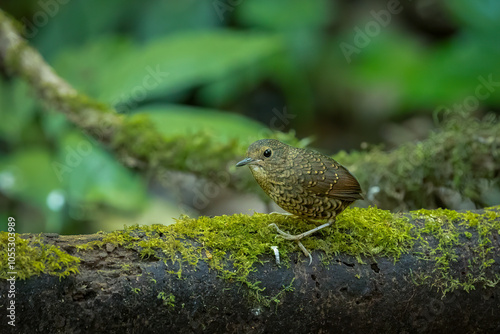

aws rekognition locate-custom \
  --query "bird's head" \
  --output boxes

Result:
[236,139,288,173]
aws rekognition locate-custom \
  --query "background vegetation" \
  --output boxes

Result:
[0,0,499,234]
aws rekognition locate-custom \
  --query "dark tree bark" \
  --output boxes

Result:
[1,215,499,334]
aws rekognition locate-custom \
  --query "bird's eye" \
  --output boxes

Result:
[263,149,272,158]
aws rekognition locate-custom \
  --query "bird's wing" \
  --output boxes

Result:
[298,157,363,201]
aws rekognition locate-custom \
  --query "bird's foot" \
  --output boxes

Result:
[268,220,335,241]
[268,223,302,240]
[268,219,336,265]
[268,224,313,265]
[296,241,313,265]
[268,212,294,216]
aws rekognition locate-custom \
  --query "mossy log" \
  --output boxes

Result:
[1,208,499,333]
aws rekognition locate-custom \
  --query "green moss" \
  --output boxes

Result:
[77,206,415,305]
[82,206,498,299]
[64,93,114,118]
[336,116,500,210]
[113,115,168,163]
[0,233,80,280]
[157,292,176,308]
[4,206,498,301]
[312,207,413,263]
[249,277,296,308]
[410,207,500,295]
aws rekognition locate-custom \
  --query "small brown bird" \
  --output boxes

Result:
[236,139,363,262]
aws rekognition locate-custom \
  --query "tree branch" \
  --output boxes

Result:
[0,9,269,193]
[1,208,499,333]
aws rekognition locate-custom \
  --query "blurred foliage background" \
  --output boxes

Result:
[0,0,499,234]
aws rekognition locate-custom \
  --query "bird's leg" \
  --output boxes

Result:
[269,218,335,241]
[268,218,335,265]
[296,241,313,265]
[268,212,293,216]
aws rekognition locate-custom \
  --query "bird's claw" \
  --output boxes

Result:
[268,224,313,265]
[268,223,301,240]
[296,241,313,265]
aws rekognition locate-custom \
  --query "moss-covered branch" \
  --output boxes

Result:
[0,11,119,139]
[336,115,500,210]
[0,9,299,197]
[1,207,499,332]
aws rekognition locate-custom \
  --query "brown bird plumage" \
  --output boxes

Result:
[236,139,363,219]
[236,139,363,262]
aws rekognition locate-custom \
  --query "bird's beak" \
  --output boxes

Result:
[236,157,255,167]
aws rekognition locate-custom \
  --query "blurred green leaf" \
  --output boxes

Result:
[34,0,221,59]
[133,1,221,40]
[335,29,500,114]
[0,148,59,210]
[57,132,147,211]
[52,37,136,99]
[237,0,333,31]
[33,0,129,59]
[446,0,500,33]
[54,31,283,108]
[0,79,37,144]
[235,0,334,124]
[136,104,271,144]
[196,60,264,108]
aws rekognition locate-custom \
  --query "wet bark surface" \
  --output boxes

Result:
[1,227,499,334]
